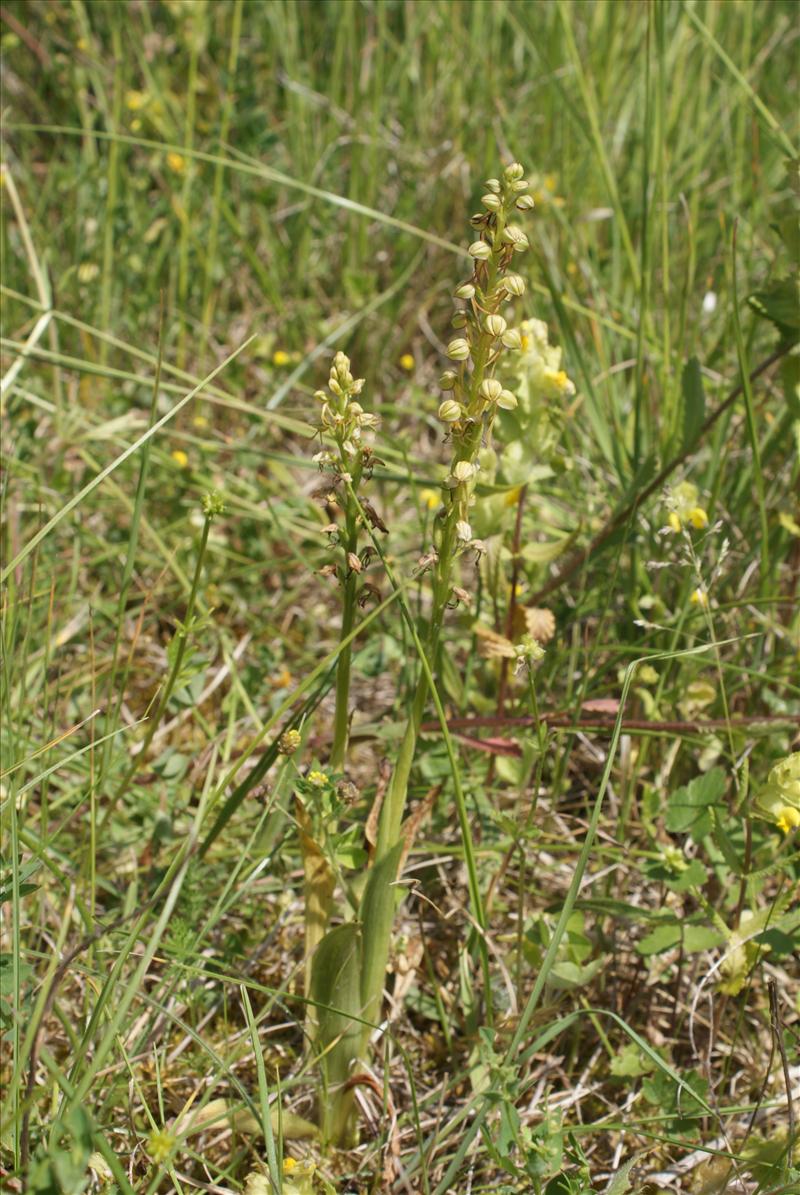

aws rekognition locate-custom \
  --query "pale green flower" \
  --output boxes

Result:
[752,752,800,833]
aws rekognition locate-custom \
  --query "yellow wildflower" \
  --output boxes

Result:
[171,449,189,469]
[192,414,209,429]
[283,1159,297,1173]
[308,770,328,788]
[147,1129,176,1163]
[399,353,415,371]
[690,587,708,609]
[166,152,186,174]
[271,667,293,689]
[753,753,800,831]
[272,349,291,366]
[776,806,800,834]
[419,488,440,511]
[126,89,147,111]
[667,482,708,532]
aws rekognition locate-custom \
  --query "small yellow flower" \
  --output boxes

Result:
[690,587,708,608]
[776,805,800,834]
[126,89,147,111]
[543,368,570,394]
[279,729,302,756]
[399,353,415,371]
[272,349,291,367]
[283,1159,297,1173]
[192,414,209,429]
[147,1129,176,1163]
[308,770,328,788]
[419,488,440,511]
[171,449,189,469]
[667,482,708,533]
[166,152,186,174]
[271,667,293,690]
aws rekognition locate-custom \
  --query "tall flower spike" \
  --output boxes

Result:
[359,161,537,1069]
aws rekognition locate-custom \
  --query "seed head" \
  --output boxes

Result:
[278,728,302,755]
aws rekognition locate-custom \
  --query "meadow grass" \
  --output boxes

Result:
[1,1,798,1192]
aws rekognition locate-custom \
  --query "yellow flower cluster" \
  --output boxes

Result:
[752,752,800,834]
[666,481,709,533]
[513,319,576,403]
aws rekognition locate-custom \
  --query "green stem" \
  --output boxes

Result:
[110,512,212,805]
[330,503,359,773]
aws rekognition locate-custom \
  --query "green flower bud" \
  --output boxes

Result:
[502,224,530,251]
[438,398,462,422]
[511,179,530,193]
[502,272,526,296]
[451,311,468,329]
[501,328,524,350]
[446,337,471,361]
[481,193,501,211]
[202,490,226,519]
[515,194,535,210]
[453,460,475,482]
[484,178,501,193]
[439,370,458,390]
[484,313,507,337]
[456,520,473,543]
[468,240,492,260]
[504,161,525,181]
[497,389,518,410]
[479,378,503,402]
[454,282,476,299]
